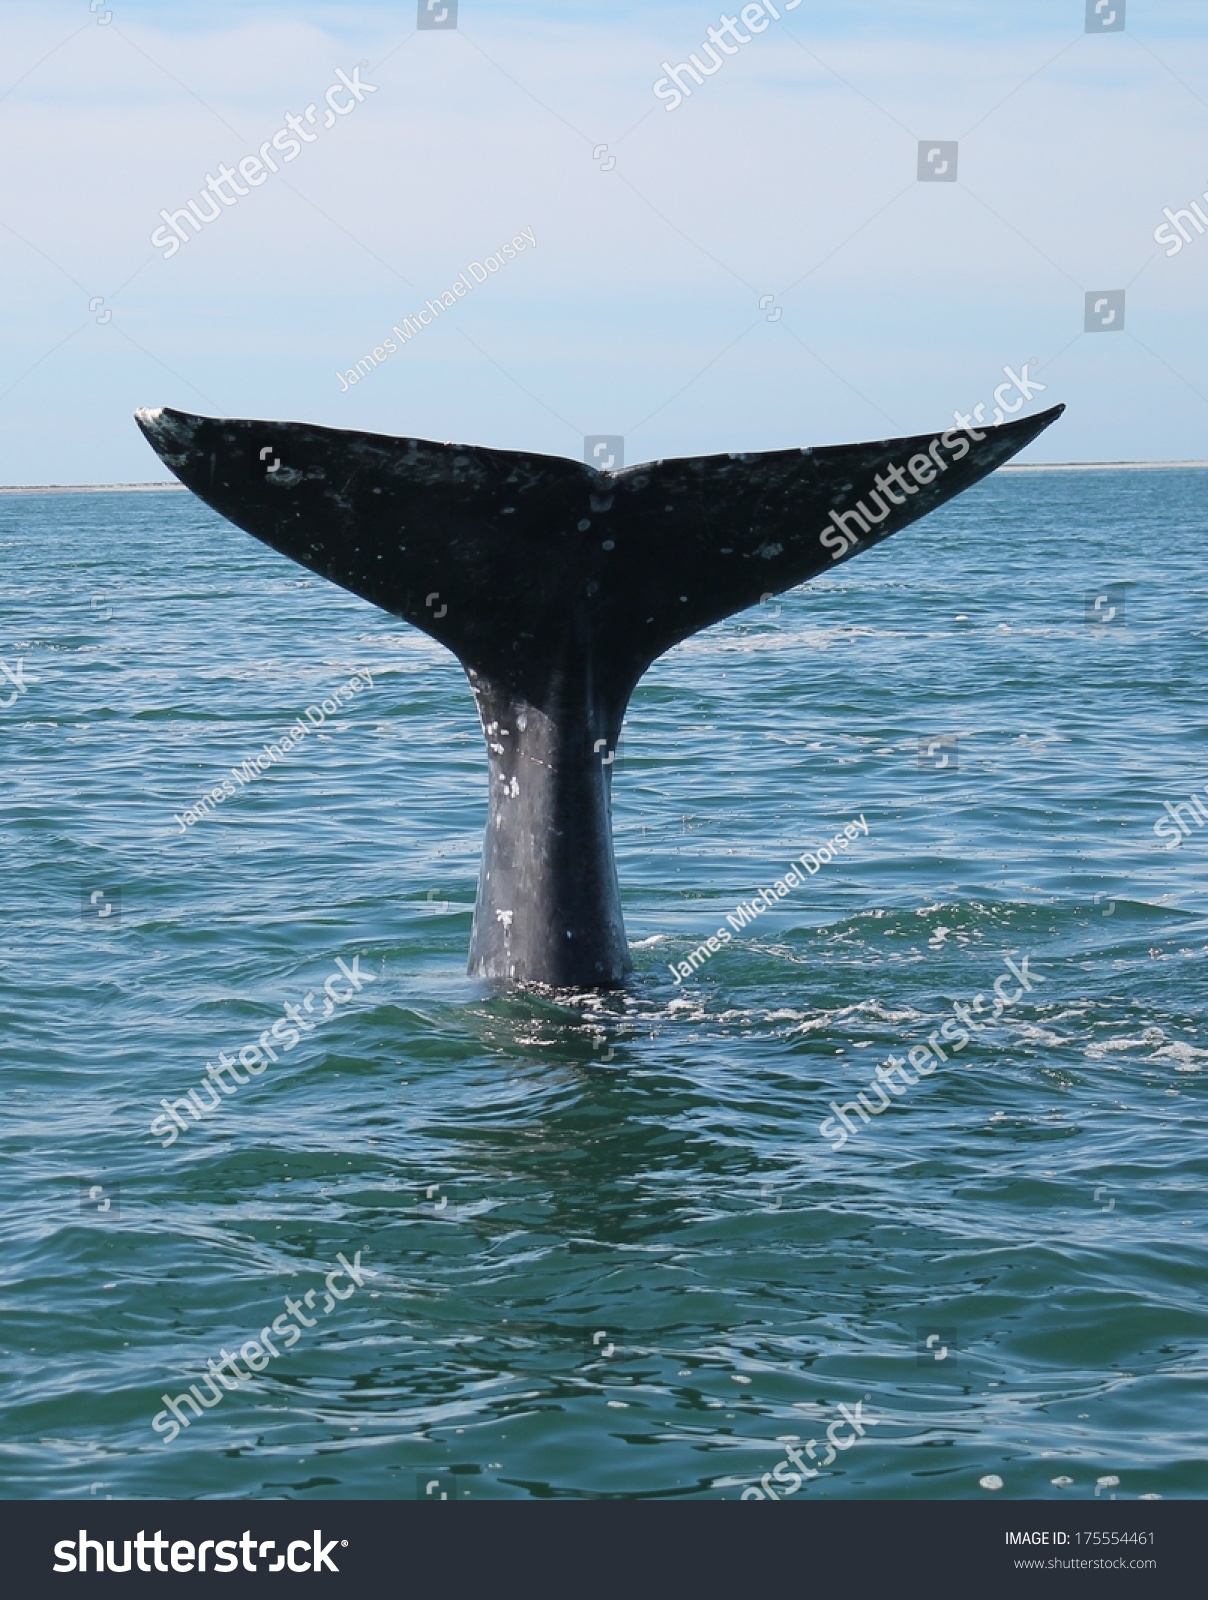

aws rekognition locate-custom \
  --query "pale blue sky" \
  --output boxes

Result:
[1,0,1205,481]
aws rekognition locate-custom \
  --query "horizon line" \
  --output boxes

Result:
[3,459,1208,493]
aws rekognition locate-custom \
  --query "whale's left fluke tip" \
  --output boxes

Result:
[134,406,201,473]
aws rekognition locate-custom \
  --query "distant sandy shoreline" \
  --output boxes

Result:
[0,482,187,494]
[1000,460,1208,472]
[2,461,1207,493]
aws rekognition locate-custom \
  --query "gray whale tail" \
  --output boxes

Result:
[135,402,1064,988]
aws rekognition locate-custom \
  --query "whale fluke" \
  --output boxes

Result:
[136,402,1064,987]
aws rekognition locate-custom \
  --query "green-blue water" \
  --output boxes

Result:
[1,468,1205,1500]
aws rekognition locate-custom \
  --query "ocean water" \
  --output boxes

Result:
[1,466,1206,1502]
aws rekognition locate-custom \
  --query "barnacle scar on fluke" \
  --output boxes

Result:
[135,402,1064,989]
